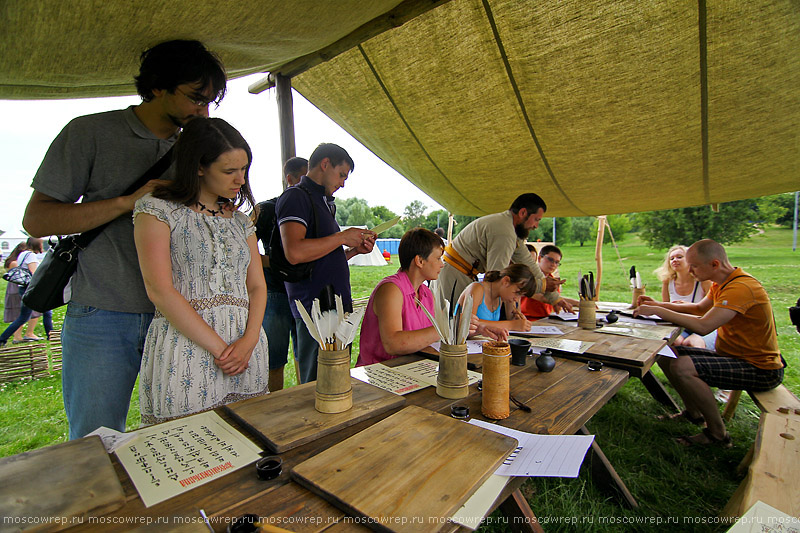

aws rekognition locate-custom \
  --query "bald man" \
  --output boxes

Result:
[635,239,784,447]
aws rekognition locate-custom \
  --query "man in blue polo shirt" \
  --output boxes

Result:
[276,144,376,383]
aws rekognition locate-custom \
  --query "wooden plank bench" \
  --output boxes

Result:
[723,384,800,423]
[722,413,799,519]
[0,344,49,382]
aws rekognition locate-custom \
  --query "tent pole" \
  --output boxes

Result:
[447,213,455,242]
[594,216,606,299]
[276,73,296,190]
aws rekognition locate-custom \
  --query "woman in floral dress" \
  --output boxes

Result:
[133,118,268,424]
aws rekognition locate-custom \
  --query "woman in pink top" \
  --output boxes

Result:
[357,228,446,366]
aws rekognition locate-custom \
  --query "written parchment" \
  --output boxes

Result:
[116,411,262,507]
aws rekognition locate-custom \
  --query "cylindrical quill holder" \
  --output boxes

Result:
[315,347,352,414]
[481,341,510,420]
[632,287,646,307]
[437,343,469,399]
[578,300,597,330]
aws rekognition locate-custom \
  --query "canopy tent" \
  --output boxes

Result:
[2,0,798,216]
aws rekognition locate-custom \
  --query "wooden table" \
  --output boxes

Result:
[36,355,628,533]
[525,317,683,411]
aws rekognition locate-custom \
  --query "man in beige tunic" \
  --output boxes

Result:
[435,193,564,309]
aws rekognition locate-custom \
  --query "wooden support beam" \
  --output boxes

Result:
[275,73,296,189]
[249,0,453,93]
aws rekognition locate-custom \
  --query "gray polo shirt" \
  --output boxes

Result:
[31,106,176,313]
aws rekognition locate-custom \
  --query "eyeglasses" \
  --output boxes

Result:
[175,87,213,107]
[543,255,561,266]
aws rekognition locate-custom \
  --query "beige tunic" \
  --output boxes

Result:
[434,210,559,306]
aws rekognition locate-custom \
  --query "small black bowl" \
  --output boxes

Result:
[255,456,282,480]
[587,360,604,371]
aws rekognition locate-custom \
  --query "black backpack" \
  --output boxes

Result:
[268,184,320,283]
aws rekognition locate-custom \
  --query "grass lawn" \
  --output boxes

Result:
[0,226,797,532]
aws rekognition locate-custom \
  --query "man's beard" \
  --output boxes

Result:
[515,223,529,240]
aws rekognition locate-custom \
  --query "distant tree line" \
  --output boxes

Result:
[335,192,796,249]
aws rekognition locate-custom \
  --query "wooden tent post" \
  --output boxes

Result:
[594,216,606,299]
[276,73,296,190]
[275,73,302,383]
[447,213,455,242]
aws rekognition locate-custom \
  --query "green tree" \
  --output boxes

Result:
[571,217,594,246]
[403,200,427,230]
[424,209,449,232]
[593,214,633,244]
[638,200,764,249]
[756,193,794,227]
[372,205,405,238]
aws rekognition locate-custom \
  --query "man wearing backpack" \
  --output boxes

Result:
[255,157,307,391]
[276,144,375,383]
[21,40,227,439]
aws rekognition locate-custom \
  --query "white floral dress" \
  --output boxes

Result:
[134,194,269,424]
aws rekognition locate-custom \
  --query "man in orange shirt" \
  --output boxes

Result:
[635,239,784,447]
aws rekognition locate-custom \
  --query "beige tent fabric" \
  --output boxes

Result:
[0,0,403,99]
[1,0,797,215]
[293,0,800,216]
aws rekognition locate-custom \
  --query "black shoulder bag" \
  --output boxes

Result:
[22,147,174,313]
[267,184,320,283]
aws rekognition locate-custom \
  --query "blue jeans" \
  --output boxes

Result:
[263,289,297,370]
[0,285,34,343]
[61,303,153,439]
[295,319,319,384]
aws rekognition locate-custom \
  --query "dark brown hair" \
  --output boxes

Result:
[484,263,536,296]
[398,228,444,271]
[154,118,255,212]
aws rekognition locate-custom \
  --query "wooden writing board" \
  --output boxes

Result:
[291,405,518,532]
[0,436,124,532]
[224,378,405,453]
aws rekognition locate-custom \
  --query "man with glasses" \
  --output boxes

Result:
[520,244,576,319]
[434,193,564,310]
[22,40,227,439]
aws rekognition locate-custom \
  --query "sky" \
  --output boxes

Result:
[0,73,443,234]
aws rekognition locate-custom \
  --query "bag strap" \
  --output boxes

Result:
[73,145,175,249]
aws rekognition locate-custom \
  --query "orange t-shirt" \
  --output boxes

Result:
[710,268,781,370]
[520,273,560,319]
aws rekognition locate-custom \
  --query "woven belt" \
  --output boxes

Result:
[443,244,482,280]
[154,295,249,318]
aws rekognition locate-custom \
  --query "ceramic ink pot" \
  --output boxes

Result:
[535,350,556,372]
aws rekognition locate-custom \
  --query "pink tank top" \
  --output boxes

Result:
[356,270,434,366]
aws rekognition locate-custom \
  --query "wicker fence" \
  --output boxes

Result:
[0,330,64,382]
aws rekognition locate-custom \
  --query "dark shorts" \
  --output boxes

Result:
[672,346,784,392]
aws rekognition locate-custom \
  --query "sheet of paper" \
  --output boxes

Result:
[469,420,594,477]
[431,339,487,354]
[393,359,481,387]
[350,363,429,395]
[615,315,663,325]
[657,344,676,358]
[529,338,594,354]
[370,215,402,235]
[510,325,564,335]
[549,311,579,321]
[87,426,137,453]
[115,411,262,508]
[451,474,509,530]
[725,500,799,532]
[595,301,633,312]
[599,324,671,341]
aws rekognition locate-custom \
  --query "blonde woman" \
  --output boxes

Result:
[648,245,715,348]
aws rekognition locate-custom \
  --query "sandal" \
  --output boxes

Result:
[656,410,705,425]
[676,428,732,448]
